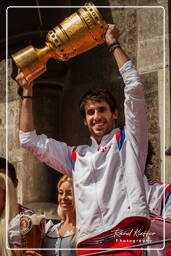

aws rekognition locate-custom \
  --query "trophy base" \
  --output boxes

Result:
[11,45,49,82]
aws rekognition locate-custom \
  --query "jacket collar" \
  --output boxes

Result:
[90,128,120,148]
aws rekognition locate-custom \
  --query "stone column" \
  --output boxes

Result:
[0,59,64,217]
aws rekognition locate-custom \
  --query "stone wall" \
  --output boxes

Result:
[107,0,170,181]
[137,6,163,179]
[0,59,63,216]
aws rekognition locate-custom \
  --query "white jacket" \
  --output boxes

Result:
[19,60,150,245]
[143,177,171,256]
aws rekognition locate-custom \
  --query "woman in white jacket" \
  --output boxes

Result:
[143,176,171,256]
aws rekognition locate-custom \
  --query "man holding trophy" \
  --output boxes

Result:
[14,4,150,255]
[15,24,150,256]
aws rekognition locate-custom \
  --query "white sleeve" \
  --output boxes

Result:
[149,198,171,239]
[119,60,148,173]
[19,130,73,177]
[45,220,54,233]
[8,214,21,246]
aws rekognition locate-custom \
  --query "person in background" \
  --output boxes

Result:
[0,173,18,256]
[0,157,33,215]
[143,142,171,255]
[0,157,33,256]
[143,177,171,256]
[16,24,150,255]
[11,175,77,256]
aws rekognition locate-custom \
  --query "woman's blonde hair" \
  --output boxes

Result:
[0,173,18,256]
[57,175,77,244]
[57,175,75,220]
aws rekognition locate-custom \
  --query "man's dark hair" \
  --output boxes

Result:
[0,157,17,182]
[79,88,117,119]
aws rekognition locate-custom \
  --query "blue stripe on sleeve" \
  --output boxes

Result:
[118,128,125,151]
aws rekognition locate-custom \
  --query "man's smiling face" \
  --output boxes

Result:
[84,100,118,144]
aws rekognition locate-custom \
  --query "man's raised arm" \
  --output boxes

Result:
[105,24,129,68]
[105,24,148,174]
[16,71,35,132]
[15,71,72,177]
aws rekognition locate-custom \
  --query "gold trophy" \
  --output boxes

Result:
[11,2,108,82]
